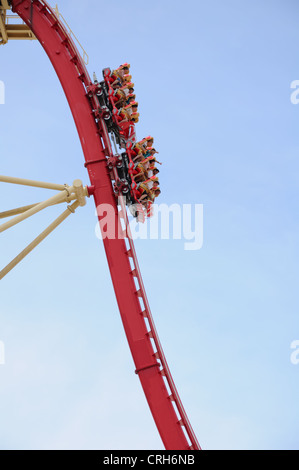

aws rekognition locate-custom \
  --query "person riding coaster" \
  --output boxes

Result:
[110,86,126,108]
[116,63,130,80]
[126,93,136,105]
[143,136,154,149]
[130,136,154,160]
[107,63,131,88]
[116,101,139,124]
[132,162,148,183]
[102,65,161,216]
[121,82,135,97]
[150,187,161,202]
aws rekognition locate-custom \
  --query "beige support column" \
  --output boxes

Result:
[73,179,87,207]
[0,194,78,220]
[0,186,74,233]
[0,175,69,191]
[0,203,38,220]
[1,1,11,9]
[0,200,80,280]
[0,8,8,45]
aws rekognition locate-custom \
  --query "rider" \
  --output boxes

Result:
[124,101,139,117]
[132,161,148,182]
[143,136,154,149]
[109,63,130,87]
[130,111,140,123]
[126,92,136,105]
[117,102,139,124]
[121,82,135,97]
[116,63,130,79]
[135,181,150,203]
[150,187,161,202]
[110,85,126,108]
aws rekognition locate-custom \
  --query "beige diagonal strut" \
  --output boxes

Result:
[0,176,88,279]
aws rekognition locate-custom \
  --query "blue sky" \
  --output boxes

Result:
[0,0,299,450]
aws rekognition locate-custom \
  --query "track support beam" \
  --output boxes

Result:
[0,186,75,233]
[0,200,80,280]
[0,178,88,279]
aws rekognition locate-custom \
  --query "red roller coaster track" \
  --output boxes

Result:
[9,0,201,450]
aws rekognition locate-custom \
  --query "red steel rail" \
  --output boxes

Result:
[10,0,200,450]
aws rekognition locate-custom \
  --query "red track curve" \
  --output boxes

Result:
[10,0,201,450]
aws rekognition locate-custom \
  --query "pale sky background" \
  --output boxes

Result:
[0,0,299,450]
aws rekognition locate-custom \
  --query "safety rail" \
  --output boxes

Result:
[53,3,89,65]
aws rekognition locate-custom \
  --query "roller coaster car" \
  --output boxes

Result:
[116,152,136,203]
[93,81,122,146]
[112,151,146,222]
[95,82,108,108]
[97,68,148,218]
[100,68,133,140]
